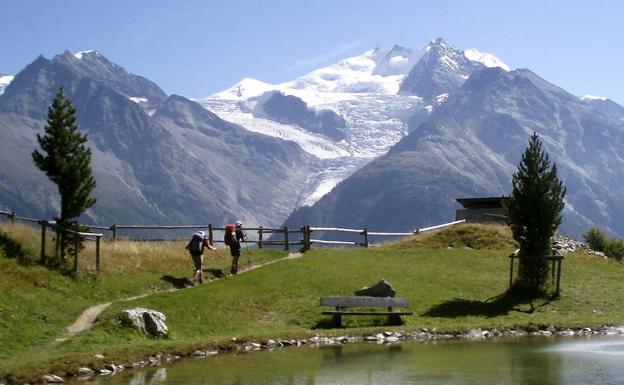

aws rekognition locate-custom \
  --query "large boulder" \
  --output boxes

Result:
[354,279,396,297]
[121,308,168,337]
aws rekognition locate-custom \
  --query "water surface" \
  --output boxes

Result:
[71,336,624,385]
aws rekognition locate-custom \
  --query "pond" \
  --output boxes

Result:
[69,336,624,385]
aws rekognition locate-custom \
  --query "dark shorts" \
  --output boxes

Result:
[230,245,241,257]
[190,253,202,271]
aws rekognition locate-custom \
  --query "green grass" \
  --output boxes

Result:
[0,223,287,379]
[2,222,624,382]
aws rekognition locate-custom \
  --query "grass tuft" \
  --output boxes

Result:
[386,223,516,250]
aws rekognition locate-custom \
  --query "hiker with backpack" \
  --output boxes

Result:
[185,230,215,284]
[224,221,247,275]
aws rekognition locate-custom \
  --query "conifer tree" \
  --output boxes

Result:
[505,132,566,294]
[32,87,96,260]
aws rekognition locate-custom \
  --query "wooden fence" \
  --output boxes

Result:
[0,210,103,272]
[0,209,466,271]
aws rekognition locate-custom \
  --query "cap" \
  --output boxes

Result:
[235,221,242,228]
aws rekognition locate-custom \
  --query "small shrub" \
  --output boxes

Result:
[583,228,608,251]
[583,227,624,261]
[604,239,624,261]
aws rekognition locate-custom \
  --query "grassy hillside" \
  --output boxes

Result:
[1,222,624,380]
[0,223,286,375]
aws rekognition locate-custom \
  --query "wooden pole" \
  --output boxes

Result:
[208,224,213,244]
[555,259,562,296]
[284,226,289,251]
[305,225,311,251]
[96,235,101,273]
[40,221,47,265]
[10,211,16,224]
[111,225,117,242]
[362,229,369,248]
[258,226,263,249]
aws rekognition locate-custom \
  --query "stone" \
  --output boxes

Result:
[42,374,64,383]
[77,368,94,376]
[120,308,168,337]
[354,279,396,297]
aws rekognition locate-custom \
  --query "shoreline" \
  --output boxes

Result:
[5,323,624,385]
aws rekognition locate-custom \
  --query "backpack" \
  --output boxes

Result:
[224,224,235,246]
[188,234,203,254]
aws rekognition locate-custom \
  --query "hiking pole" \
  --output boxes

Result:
[245,239,250,263]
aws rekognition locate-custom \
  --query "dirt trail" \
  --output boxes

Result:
[54,252,304,343]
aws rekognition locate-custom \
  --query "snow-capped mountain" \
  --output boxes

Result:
[398,38,493,103]
[0,51,317,228]
[284,67,624,239]
[201,38,508,207]
[0,74,13,95]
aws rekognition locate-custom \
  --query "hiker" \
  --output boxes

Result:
[185,230,215,284]
[225,221,247,274]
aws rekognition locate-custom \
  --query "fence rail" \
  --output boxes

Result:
[1,209,466,272]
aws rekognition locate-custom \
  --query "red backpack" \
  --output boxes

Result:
[224,224,235,246]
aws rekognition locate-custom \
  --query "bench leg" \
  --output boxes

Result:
[331,314,342,327]
[388,314,402,325]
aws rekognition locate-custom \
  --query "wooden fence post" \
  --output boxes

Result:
[302,225,311,251]
[208,224,213,244]
[555,258,563,297]
[96,235,101,273]
[258,226,263,249]
[10,211,16,224]
[284,226,289,251]
[40,220,47,265]
[111,225,117,242]
[362,229,369,248]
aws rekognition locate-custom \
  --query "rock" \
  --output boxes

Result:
[77,368,94,376]
[354,279,396,297]
[42,374,64,383]
[120,308,168,337]
[94,354,105,360]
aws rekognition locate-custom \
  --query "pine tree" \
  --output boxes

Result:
[505,132,566,294]
[32,87,96,260]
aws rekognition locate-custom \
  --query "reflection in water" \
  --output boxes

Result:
[128,368,167,385]
[66,336,624,385]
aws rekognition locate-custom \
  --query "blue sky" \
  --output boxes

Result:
[2,0,623,103]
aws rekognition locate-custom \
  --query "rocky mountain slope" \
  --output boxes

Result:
[0,51,317,228]
[284,67,624,238]
[201,38,504,207]
[3,38,622,239]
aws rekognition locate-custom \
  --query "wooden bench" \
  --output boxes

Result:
[320,296,413,327]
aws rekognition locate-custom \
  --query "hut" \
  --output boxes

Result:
[455,196,509,223]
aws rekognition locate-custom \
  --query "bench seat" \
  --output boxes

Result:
[320,296,412,327]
